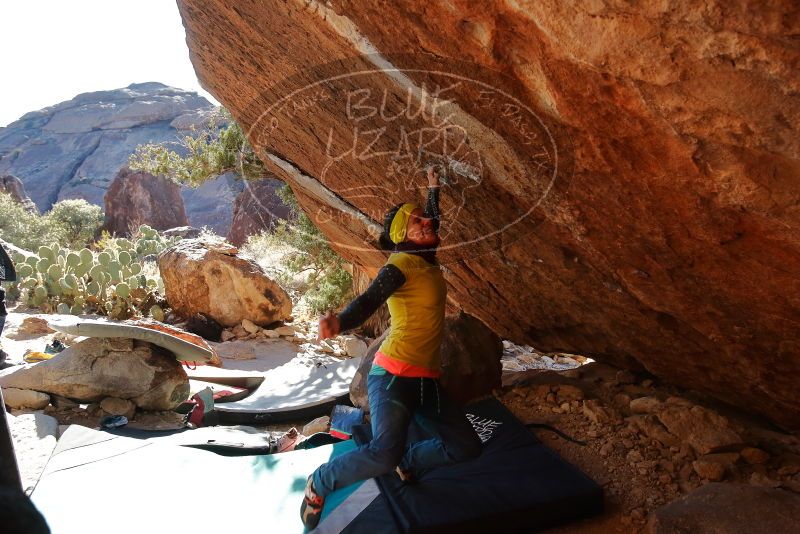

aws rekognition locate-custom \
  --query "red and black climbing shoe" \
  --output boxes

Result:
[300,475,324,529]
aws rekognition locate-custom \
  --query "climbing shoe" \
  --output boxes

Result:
[300,475,324,529]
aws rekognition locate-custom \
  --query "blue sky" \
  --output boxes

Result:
[0,0,218,127]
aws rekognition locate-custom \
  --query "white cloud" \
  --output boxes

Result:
[0,0,219,127]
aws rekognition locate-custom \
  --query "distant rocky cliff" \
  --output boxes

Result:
[0,82,284,238]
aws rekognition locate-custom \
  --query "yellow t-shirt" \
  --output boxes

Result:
[378,252,447,370]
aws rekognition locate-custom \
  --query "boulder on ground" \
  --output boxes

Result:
[102,166,189,235]
[647,483,800,534]
[350,311,503,411]
[158,239,292,327]
[226,176,290,246]
[2,387,50,410]
[0,337,188,410]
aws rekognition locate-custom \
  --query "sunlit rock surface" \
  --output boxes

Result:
[177,0,800,429]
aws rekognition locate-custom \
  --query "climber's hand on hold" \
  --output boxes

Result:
[427,166,440,188]
[317,311,340,341]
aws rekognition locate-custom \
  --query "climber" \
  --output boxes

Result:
[300,167,482,529]
[0,242,15,367]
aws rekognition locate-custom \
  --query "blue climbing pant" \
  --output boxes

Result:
[312,366,482,497]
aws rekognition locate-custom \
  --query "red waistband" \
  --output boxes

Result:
[373,350,440,378]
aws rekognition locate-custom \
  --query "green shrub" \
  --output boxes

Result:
[243,185,353,315]
[45,199,103,249]
[129,108,265,185]
[0,193,58,251]
[0,193,104,251]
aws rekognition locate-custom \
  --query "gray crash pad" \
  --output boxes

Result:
[214,358,360,424]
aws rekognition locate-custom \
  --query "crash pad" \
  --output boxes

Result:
[30,424,388,534]
[185,365,264,389]
[29,398,602,534]
[214,358,360,424]
[46,317,214,362]
[365,396,604,533]
[105,424,287,455]
[187,379,251,403]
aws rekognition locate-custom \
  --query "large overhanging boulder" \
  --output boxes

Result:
[157,239,292,327]
[177,1,800,429]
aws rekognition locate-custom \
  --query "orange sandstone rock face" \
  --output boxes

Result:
[177,0,800,429]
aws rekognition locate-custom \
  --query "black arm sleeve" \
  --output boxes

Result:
[337,264,406,332]
[423,186,440,233]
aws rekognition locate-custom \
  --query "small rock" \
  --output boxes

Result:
[630,396,662,414]
[302,415,330,436]
[641,379,654,388]
[613,392,632,408]
[274,325,296,336]
[778,465,799,477]
[679,463,694,481]
[741,447,769,465]
[627,415,679,447]
[749,472,780,488]
[100,397,136,419]
[263,329,280,338]
[701,452,740,468]
[657,405,742,455]
[582,399,615,424]
[2,388,50,410]
[241,319,260,334]
[665,396,693,407]
[627,449,644,463]
[318,340,335,353]
[50,395,79,409]
[555,384,584,403]
[221,329,236,342]
[616,369,636,385]
[341,335,368,359]
[658,473,672,485]
[692,459,726,481]
[231,324,248,338]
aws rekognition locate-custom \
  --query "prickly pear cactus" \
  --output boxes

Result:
[7,229,173,321]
